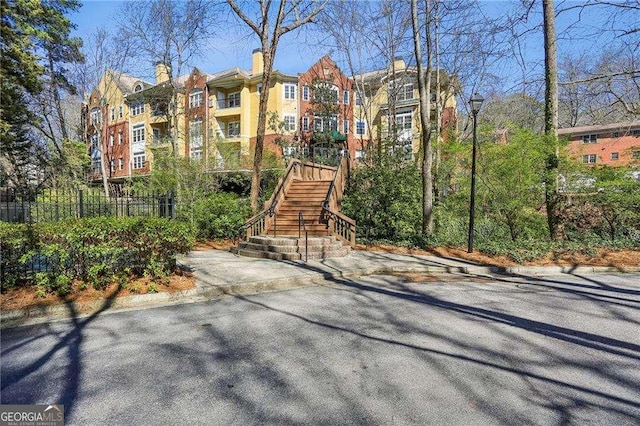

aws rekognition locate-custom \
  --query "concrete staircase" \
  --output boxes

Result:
[267,180,331,237]
[231,235,350,261]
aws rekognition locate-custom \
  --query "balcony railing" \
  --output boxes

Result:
[217,100,241,109]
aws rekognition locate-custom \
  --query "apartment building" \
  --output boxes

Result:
[559,121,640,167]
[84,49,301,185]
[295,56,357,161]
[84,52,458,185]
[84,69,139,182]
[352,57,458,161]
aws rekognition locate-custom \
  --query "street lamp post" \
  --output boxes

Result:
[467,93,484,253]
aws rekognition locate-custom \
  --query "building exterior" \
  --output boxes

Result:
[559,121,640,167]
[84,69,140,183]
[295,56,355,162]
[83,52,458,186]
[352,57,458,162]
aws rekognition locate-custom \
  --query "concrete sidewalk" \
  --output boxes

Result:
[2,248,639,328]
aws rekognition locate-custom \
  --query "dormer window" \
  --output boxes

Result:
[134,84,143,93]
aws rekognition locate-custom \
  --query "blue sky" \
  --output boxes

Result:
[70,1,621,92]
[70,0,317,78]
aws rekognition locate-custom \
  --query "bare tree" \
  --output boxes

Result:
[116,0,217,157]
[543,0,559,138]
[79,28,136,198]
[226,0,327,212]
[411,0,435,235]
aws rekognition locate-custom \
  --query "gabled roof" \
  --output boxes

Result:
[105,69,152,94]
[558,121,640,135]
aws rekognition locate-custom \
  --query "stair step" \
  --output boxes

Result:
[241,241,345,253]
[230,247,301,261]
[232,235,350,260]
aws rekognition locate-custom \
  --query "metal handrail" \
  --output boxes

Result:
[298,211,308,263]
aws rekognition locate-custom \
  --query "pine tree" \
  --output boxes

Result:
[0,0,82,187]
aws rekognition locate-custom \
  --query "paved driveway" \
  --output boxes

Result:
[2,272,639,425]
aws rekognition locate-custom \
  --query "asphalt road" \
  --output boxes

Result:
[2,272,639,425]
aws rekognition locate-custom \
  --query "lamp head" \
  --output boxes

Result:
[469,93,484,114]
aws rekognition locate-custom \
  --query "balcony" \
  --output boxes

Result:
[214,100,241,117]
[381,129,414,143]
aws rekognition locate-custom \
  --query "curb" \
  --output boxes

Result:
[2,263,639,329]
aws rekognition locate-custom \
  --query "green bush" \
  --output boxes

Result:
[190,193,251,241]
[0,218,194,295]
[343,155,422,243]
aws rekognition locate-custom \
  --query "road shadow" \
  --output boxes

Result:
[1,287,123,420]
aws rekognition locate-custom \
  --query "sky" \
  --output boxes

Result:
[69,1,629,95]
[70,0,318,79]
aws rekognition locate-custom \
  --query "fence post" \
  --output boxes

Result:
[78,189,84,218]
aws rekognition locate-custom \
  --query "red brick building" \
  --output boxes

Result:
[559,121,640,167]
[298,56,360,160]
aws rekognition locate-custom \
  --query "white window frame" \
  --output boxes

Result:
[582,154,597,164]
[110,159,115,172]
[132,124,145,144]
[118,157,124,170]
[110,107,115,122]
[314,115,338,133]
[118,132,123,145]
[133,153,146,169]
[90,108,101,125]
[189,89,203,108]
[189,118,203,159]
[611,152,619,160]
[302,85,309,101]
[397,83,414,101]
[228,92,241,108]
[356,120,366,136]
[118,104,123,119]
[343,90,349,105]
[302,116,309,131]
[355,92,363,106]
[283,114,296,132]
[228,121,240,137]
[284,83,296,100]
[131,100,144,116]
[109,134,114,146]
[582,134,598,144]
[343,119,349,134]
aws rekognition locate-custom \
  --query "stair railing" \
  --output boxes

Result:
[321,154,356,247]
[298,211,308,263]
[245,159,301,239]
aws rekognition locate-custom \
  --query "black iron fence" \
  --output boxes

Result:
[0,187,175,223]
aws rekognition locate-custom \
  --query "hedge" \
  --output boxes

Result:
[0,217,194,295]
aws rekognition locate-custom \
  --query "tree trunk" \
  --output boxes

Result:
[411,0,434,236]
[251,46,277,213]
[543,0,562,240]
